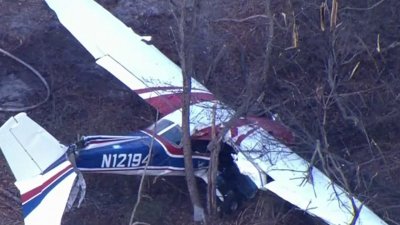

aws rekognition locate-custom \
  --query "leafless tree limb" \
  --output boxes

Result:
[262,0,274,81]
[342,0,385,12]
[129,113,159,225]
[0,188,19,203]
[379,41,400,53]
[214,14,269,23]
[206,103,219,215]
[178,0,206,223]
[0,47,50,112]
[204,44,226,84]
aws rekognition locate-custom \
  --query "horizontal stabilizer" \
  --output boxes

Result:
[16,160,76,225]
[0,113,79,225]
[0,113,66,181]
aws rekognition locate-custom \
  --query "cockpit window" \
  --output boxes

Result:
[147,119,182,146]
[147,119,174,134]
[159,124,182,146]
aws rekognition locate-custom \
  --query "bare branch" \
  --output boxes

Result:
[0,47,50,112]
[206,103,220,215]
[0,188,19,203]
[342,0,385,12]
[262,0,274,81]
[129,113,159,225]
[204,44,226,84]
[380,41,400,53]
[178,0,206,222]
[214,14,268,23]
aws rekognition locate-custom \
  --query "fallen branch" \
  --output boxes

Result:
[0,47,50,112]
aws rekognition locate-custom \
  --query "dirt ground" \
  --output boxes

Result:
[0,0,399,225]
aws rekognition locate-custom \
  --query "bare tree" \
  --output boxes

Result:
[206,0,276,216]
[178,0,206,223]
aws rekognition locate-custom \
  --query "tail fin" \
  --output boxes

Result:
[0,113,77,225]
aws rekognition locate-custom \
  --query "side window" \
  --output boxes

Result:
[159,124,183,146]
[147,119,173,134]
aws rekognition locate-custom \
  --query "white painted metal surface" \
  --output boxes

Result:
[0,113,77,225]
[45,0,208,94]
[16,160,76,225]
[0,113,65,181]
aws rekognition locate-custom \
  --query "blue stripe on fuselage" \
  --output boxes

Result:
[22,168,74,218]
[76,131,209,172]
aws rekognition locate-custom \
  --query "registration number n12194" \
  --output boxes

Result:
[101,153,147,168]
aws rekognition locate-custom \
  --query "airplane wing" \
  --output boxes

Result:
[45,0,214,116]
[44,0,387,224]
[0,113,78,225]
[231,126,387,225]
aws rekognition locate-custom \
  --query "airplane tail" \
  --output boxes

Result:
[0,113,80,225]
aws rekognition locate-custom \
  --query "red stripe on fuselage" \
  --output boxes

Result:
[21,164,73,204]
[142,129,183,155]
[142,130,209,158]
[146,92,215,115]
[156,137,183,155]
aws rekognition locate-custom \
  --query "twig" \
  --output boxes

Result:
[0,188,20,203]
[214,14,269,23]
[385,217,400,225]
[131,222,150,225]
[129,112,159,225]
[0,47,50,112]
[342,0,385,11]
[204,44,226,84]
[302,140,319,192]
[380,41,400,53]
[349,199,363,225]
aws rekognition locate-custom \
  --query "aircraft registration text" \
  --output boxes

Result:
[101,153,147,168]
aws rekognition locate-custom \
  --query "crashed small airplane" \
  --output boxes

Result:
[0,0,388,225]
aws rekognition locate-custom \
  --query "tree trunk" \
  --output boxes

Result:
[179,0,205,222]
[206,104,220,215]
